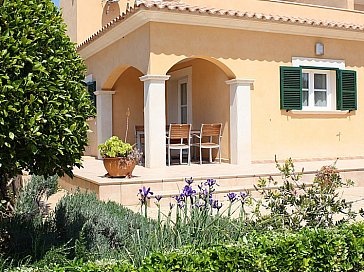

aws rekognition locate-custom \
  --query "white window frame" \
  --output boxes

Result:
[178,78,188,124]
[292,57,345,113]
[302,69,333,111]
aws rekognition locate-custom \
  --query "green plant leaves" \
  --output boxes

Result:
[0,0,96,183]
[98,136,133,158]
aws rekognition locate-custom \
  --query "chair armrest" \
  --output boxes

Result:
[192,133,201,139]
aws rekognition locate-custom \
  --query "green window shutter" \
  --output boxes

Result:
[86,81,97,107]
[337,70,357,111]
[280,66,302,110]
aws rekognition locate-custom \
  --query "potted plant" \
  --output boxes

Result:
[98,136,141,178]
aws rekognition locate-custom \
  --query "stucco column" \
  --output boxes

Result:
[226,79,254,166]
[140,75,170,168]
[95,90,115,159]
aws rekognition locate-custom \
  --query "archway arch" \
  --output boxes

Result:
[102,1,120,27]
[102,64,135,90]
[165,56,234,163]
[163,55,236,80]
[108,65,144,145]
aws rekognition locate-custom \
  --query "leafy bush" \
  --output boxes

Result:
[7,259,136,272]
[0,0,95,215]
[140,222,364,272]
[54,192,163,265]
[10,222,364,271]
[15,175,58,217]
[0,176,59,263]
[254,159,355,230]
[54,190,251,267]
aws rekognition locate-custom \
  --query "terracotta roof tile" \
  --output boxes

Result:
[77,0,364,50]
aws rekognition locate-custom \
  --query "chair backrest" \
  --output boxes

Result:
[201,123,222,137]
[169,124,191,140]
[135,125,144,135]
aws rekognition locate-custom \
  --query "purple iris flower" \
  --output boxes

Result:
[174,193,185,203]
[182,185,196,197]
[205,179,218,188]
[209,196,214,206]
[199,188,209,198]
[239,192,248,203]
[138,186,153,204]
[155,195,162,202]
[194,201,205,209]
[240,192,248,199]
[212,200,223,211]
[227,192,237,203]
[185,177,194,185]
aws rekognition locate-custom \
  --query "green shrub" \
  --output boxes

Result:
[54,192,163,265]
[15,175,58,217]
[0,176,59,262]
[254,159,355,230]
[0,0,95,216]
[140,222,364,272]
[7,259,136,272]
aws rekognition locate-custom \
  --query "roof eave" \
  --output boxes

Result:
[78,8,364,59]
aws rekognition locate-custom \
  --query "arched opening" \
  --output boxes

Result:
[102,1,121,27]
[111,66,144,145]
[165,57,235,163]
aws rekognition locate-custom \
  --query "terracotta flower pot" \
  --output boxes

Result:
[103,157,136,178]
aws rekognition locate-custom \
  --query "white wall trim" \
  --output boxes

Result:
[140,74,170,82]
[226,79,255,86]
[291,110,350,115]
[292,57,345,69]
[78,9,364,59]
[94,90,116,95]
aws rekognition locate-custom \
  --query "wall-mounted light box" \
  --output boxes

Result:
[315,42,324,56]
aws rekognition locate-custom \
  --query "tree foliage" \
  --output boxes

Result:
[0,0,94,198]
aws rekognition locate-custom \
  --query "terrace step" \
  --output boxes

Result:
[59,157,364,207]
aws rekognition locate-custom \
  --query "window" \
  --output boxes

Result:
[86,81,96,107]
[302,70,332,110]
[178,78,188,124]
[280,66,357,111]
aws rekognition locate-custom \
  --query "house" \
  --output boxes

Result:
[61,0,364,169]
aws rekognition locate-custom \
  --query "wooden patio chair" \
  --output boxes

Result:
[166,124,191,166]
[192,123,222,164]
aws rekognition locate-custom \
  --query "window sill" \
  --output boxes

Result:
[290,110,350,115]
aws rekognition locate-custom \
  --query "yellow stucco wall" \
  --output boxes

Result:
[60,0,77,42]
[112,67,144,145]
[60,0,129,44]
[144,22,364,162]
[84,24,150,90]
